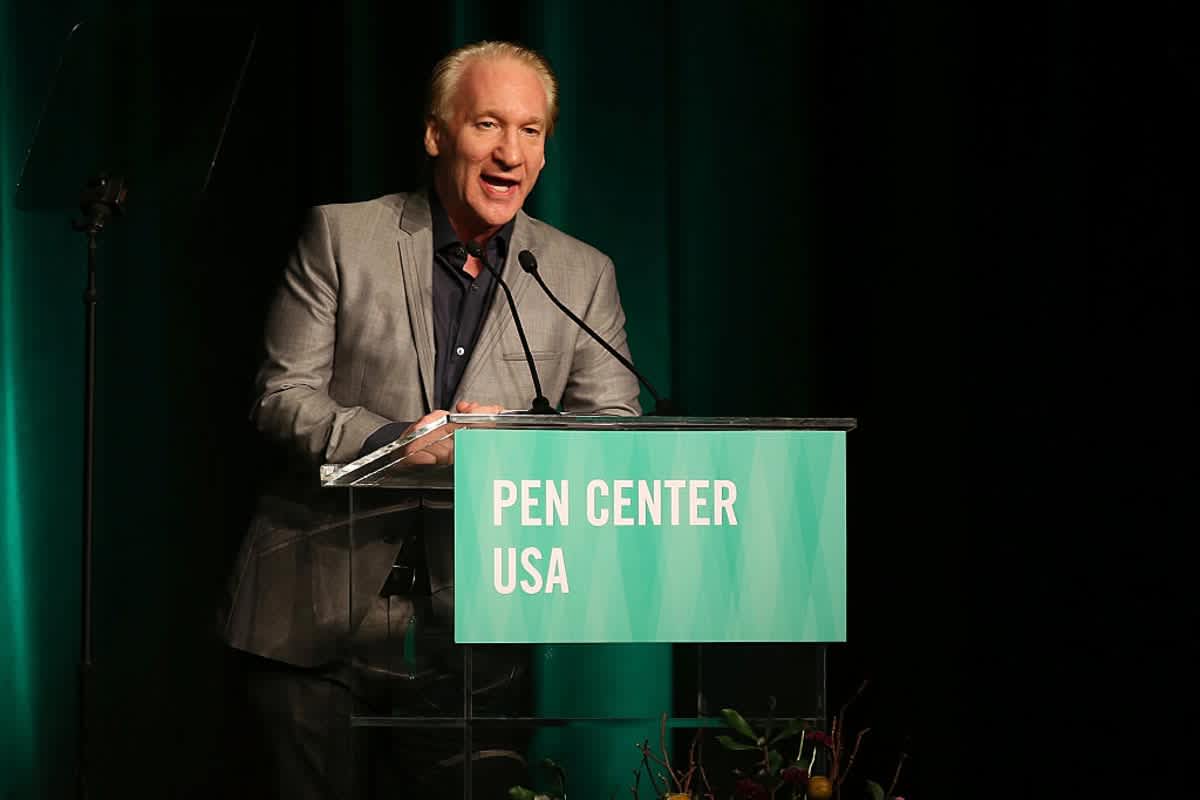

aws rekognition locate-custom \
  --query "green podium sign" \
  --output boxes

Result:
[454,429,846,643]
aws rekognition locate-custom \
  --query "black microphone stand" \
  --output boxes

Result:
[516,249,678,416]
[465,241,557,415]
[69,172,126,800]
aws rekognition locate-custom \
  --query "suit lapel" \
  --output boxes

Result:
[396,192,436,412]
[454,210,538,405]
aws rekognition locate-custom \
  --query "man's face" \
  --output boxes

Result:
[425,57,548,240]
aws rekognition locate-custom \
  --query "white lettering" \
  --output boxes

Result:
[493,480,517,526]
[613,479,634,526]
[546,480,568,526]
[520,547,544,594]
[493,547,516,594]
[665,480,686,526]
[572,479,740,527]
[520,480,542,526]
[638,480,661,526]
[546,547,569,593]
[587,479,609,526]
[689,480,711,525]
[714,480,738,525]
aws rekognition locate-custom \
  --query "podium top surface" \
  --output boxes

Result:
[320,413,856,489]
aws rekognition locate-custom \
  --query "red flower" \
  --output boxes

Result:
[734,778,768,799]
[781,766,809,786]
[805,731,834,747]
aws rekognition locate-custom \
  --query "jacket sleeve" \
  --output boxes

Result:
[561,255,642,416]
[251,206,391,464]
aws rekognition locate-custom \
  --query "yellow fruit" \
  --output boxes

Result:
[807,776,833,799]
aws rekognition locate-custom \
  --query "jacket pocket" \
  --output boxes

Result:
[501,350,561,362]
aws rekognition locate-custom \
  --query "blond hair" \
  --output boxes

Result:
[427,41,559,135]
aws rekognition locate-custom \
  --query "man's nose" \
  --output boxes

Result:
[493,129,523,168]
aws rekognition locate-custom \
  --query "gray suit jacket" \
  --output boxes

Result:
[222,191,640,666]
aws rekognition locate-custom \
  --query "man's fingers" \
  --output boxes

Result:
[404,409,449,436]
[423,437,456,464]
[404,448,437,465]
[399,410,458,464]
[456,400,503,415]
[405,433,455,465]
[398,401,503,466]
[395,403,494,466]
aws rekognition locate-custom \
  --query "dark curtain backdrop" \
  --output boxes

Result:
[3,1,1196,798]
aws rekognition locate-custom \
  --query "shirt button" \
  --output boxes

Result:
[455,346,465,356]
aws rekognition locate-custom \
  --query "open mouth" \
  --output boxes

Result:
[481,174,519,196]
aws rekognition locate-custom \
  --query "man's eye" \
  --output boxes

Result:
[477,121,497,130]
[522,127,542,136]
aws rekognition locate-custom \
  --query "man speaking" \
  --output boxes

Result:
[222,41,640,798]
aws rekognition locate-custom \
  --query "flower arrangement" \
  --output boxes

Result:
[509,681,908,800]
[713,681,908,800]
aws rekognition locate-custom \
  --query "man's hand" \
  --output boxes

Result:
[455,400,504,415]
[399,410,455,465]
[399,401,504,465]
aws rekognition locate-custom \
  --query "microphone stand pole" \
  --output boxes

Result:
[465,241,556,415]
[70,173,127,800]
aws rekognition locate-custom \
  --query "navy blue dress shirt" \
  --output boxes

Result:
[357,191,514,458]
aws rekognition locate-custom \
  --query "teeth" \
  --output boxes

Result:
[483,179,515,193]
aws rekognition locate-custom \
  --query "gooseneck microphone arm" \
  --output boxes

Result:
[465,241,556,415]
[517,249,675,415]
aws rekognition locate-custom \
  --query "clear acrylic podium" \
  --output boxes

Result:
[319,414,855,800]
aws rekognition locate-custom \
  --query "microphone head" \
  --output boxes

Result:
[464,240,485,259]
[517,249,539,274]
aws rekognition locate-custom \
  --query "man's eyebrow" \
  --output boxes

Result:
[477,109,545,125]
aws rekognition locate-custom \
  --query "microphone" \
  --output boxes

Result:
[465,241,556,415]
[517,249,676,416]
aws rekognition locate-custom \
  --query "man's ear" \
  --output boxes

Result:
[423,117,441,158]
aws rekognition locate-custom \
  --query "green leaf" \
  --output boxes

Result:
[864,780,885,800]
[716,734,760,751]
[767,749,783,776]
[769,718,806,745]
[508,788,537,800]
[721,708,758,741]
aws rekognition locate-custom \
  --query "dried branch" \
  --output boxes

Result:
[683,728,704,795]
[660,713,681,793]
[835,680,870,722]
[830,680,868,784]
[639,739,672,775]
[829,716,841,782]
[699,753,716,799]
[837,727,871,788]
[885,751,908,798]
[636,740,668,798]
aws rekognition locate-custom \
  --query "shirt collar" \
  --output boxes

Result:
[429,188,516,264]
